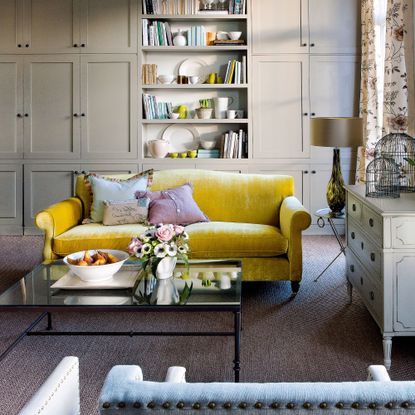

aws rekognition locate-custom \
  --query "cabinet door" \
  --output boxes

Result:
[252,55,309,159]
[22,0,81,53]
[80,55,137,160]
[23,55,81,159]
[0,57,23,159]
[24,164,79,229]
[310,56,361,118]
[309,0,361,54]
[252,0,309,54]
[80,0,137,53]
[0,164,22,227]
[0,0,22,52]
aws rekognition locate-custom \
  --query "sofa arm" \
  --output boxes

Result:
[18,356,80,415]
[280,196,312,282]
[35,197,83,260]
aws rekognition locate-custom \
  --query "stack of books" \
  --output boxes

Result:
[197,149,220,158]
[224,57,247,84]
[229,0,246,14]
[142,94,172,119]
[142,64,158,84]
[143,0,200,15]
[219,129,248,158]
[187,26,207,46]
[142,19,173,46]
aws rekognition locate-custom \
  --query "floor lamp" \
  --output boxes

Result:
[311,117,363,216]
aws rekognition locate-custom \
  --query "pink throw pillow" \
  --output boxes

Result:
[136,183,209,225]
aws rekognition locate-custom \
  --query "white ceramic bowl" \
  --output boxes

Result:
[158,75,175,84]
[200,139,217,150]
[63,249,129,283]
[169,112,180,119]
[228,31,242,40]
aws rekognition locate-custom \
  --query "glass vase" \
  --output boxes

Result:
[326,148,345,215]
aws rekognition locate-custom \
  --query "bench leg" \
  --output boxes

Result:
[291,281,300,295]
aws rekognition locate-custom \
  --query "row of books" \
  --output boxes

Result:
[142,0,246,15]
[186,26,208,47]
[219,129,248,159]
[142,19,173,46]
[224,58,246,84]
[143,94,172,119]
[142,64,158,85]
[197,149,220,158]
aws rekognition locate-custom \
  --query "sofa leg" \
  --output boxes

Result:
[291,281,300,295]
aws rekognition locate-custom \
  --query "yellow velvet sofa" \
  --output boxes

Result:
[35,169,311,293]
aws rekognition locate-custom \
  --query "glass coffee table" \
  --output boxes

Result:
[0,260,242,381]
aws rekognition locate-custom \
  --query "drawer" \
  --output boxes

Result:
[346,248,383,325]
[362,206,383,244]
[348,221,382,281]
[347,193,362,221]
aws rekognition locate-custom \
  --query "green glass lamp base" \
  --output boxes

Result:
[326,148,345,215]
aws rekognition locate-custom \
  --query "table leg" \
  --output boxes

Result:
[47,312,53,330]
[383,336,392,370]
[233,311,241,382]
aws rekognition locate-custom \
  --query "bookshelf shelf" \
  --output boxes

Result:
[141,46,248,52]
[141,14,248,21]
[142,84,248,89]
[142,119,249,124]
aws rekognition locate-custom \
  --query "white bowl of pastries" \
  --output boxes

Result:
[63,249,129,282]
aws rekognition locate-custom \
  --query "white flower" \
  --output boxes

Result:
[140,235,150,243]
[142,243,152,255]
[178,245,188,254]
[154,243,167,258]
[182,232,189,240]
[135,247,145,258]
[167,243,178,256]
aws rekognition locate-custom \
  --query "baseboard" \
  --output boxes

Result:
[24,227,43,236]
[305,223,345,236]
[0,225,24,235]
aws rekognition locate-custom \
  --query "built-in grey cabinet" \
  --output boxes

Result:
[252,55,310,159]
[24,164,79,230]
[0,56,23,159]
[310,55,361,118]
[23,55,81,159]
[0,0,137,54]
[0,164,22,233]
[80,55,138,160]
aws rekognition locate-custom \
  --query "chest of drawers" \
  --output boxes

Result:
[345,185,415,369]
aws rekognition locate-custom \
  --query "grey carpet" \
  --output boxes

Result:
[0,235,415,415]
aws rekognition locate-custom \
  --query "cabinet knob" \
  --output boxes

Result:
[370,291,375,301]
[311,112,316,116]
[25,44,29,48]
[17,44,22,48]
[352,203,356,212]
[369,218,374,227]
[73,170,79,175]
[311,170,316,174]
[303,170,309,174]
[361,242,364,250]
[81,43,86,47]
[310,43,315,47]
[81,170,87,175]
[81,113,86,117]
[301,43,307,47]
[303,112,308,116]
[73,113,79,117]
[73,43,78,47]
[351,232,355,239]
[17,113,22,118]
[370,253,375,262]
[360,277,364,286]
[350,265,355,272]
[24,113,29,117]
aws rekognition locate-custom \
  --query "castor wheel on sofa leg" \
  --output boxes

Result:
[291,281,300,296]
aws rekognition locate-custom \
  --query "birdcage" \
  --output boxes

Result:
[374,133,415,192]
[365,157,400,198]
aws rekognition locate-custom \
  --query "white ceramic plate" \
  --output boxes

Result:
[162,124,200,152]
[178,58,208,83]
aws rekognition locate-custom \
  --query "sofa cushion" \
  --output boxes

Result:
[187,222,288,258]
[53,223,148,256]
[53,222,288,258]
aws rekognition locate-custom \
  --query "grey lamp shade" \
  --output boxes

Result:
[311,117,363,148]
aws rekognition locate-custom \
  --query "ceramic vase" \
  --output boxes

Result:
[173,29,187,46]
[150,257,179,305]
[148,139,170,158]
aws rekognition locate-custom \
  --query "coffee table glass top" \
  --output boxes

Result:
[0,260,241,308]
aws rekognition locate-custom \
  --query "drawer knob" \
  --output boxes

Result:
[361,242,364,250]
[352,204,356,212]
[370,253,376,262]
[350,265,355,272]
[351,232,355,239]
[369,218,374,227]
[370,291,375,301]
[360,277,364,286]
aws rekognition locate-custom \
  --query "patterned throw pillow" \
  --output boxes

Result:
[84,170,153,223]
[135,182,209,225]
[102,198,150,226]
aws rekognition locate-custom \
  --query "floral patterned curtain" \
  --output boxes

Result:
[383,0,414,135]
[356,0,382,183]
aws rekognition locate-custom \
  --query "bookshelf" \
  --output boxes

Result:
[139,0,250,162]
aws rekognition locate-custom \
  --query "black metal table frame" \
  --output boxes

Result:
[0,305,242,382]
